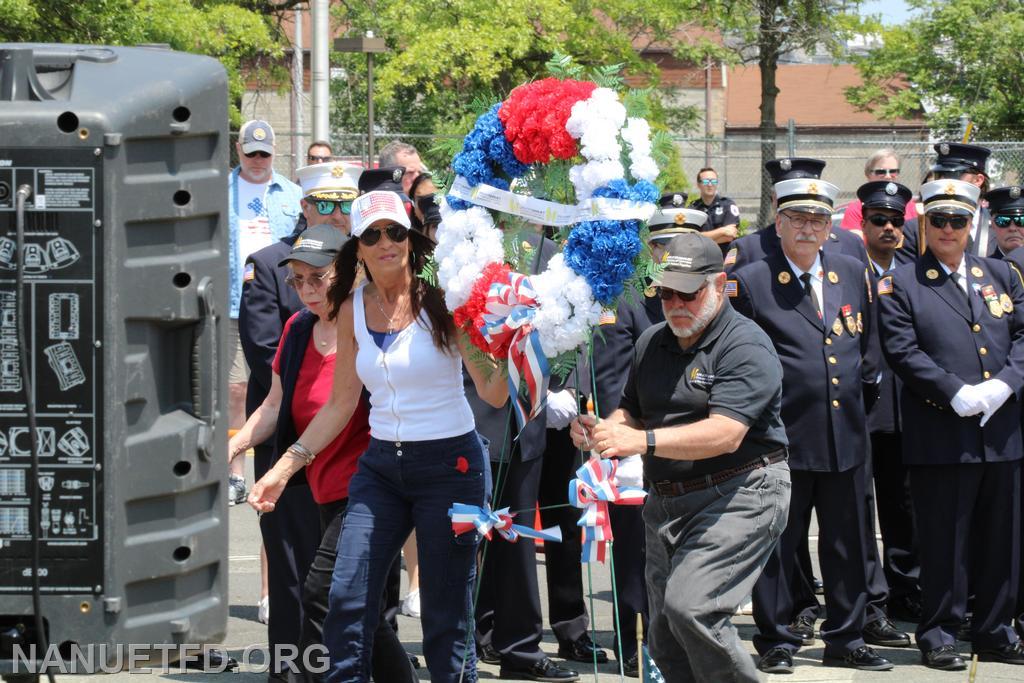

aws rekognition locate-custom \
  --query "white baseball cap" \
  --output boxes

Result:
[350,191,411,237]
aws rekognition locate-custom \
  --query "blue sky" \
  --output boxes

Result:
[860,0,916,25]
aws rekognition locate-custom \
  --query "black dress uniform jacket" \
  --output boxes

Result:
[726,223,868,273]
[591,294,664,417]
[877,250,1024,465]
[731,250,879,472]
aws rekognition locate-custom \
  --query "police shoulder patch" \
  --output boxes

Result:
[243,262,255,282]
[878,275,893,296]
[725,279,738,298]
[730,203,739,217]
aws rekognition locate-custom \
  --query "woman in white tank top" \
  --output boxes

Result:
[250,191,507,683]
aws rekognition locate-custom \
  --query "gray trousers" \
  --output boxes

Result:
[644,462,791,683]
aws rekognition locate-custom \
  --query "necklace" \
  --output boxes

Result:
[373,290,403,333]
[313,321,333,348]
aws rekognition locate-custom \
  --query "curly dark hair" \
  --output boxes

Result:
[327,232,455,352]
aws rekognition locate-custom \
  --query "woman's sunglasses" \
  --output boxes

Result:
[656,285,705,302]
[315,200,353,216]
[928,214,970,230]
[358,223,409,246]
[994,214,1024,228]
[866,213,906,227]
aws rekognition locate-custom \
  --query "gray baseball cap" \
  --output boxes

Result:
[652,232,723,294]
[278,224,347,268]
[239,120,275,155]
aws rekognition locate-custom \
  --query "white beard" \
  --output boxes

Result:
[665,287,720,338]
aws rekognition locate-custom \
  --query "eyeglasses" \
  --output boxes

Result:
[994,214,1024,228]
[866,213,906,227]
[315,200,353,216]
[307,154,332,163]
[699,178,719,186]
[284,271,331,291]
[244,151,271,159]
[358,223,409,246]
[781,211,830,231]
[928,214,970,230]
[656,285,706,302]
[870,168,900,177]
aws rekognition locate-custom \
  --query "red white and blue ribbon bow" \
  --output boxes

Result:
[449,503,563,543]
[568,459,647,563]
[479,272,551,429]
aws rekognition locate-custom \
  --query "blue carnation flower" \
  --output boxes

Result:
[564,219,643,304]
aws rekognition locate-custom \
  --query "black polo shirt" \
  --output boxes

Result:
[619,301,787,481]
[690,194,740,228]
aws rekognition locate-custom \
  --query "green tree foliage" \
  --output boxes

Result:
[847,0,1024,140]
[0,0,286,123]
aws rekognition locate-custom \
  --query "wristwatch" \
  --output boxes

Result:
[645,429,656,457]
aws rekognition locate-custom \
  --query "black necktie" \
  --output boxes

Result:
[799,272,822,318]
[950,272,968,301]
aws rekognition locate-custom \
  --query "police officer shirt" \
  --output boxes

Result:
[619,301,788,481]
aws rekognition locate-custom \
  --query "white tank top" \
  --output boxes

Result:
[353,285,475,441]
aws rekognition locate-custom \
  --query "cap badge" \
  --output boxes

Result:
[253,127,267,141]
[672,194,684,207]
[971,266,984,278]
[926,268,939,280]
[940,143,950,155]
[673,213,685,225]
[1012,187,1022,200]
[780,159,792,171]
[828,271,839,284]
[331,165,345,177]
[807,181,819,195]
[777,271,791,284]
[643,285,656,298]
[392,169,403,183]
[885,182,898,196]
[944,182,957,195]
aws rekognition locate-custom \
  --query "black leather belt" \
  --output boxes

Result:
[652,448,788,497]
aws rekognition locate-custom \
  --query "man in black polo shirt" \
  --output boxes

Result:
[570,232,790,682]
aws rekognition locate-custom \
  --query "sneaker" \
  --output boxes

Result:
[228,474,246,506]
[257,596,269,625]
[400,589,421,618]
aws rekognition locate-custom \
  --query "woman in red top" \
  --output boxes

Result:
[229,224,415,683]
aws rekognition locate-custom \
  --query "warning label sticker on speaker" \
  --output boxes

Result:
[0,149,103,594]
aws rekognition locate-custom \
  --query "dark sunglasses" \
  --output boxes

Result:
[929,214,970,230]
[866,213,906,227]
[307,154,332,163]
[358,223,409,246]
[870,168,900,176]
[656,285,705,302]
[315,199,353,216]
[244,151,271,159]
[994,214,1024,228]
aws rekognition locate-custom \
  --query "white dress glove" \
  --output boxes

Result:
[950,384,986,417]
[614,454,645,490]
[545,390,579,430]
[976,378,1013,426]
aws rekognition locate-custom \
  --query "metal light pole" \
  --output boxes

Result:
[310,0,329,143]
[290,6,304,175]
[335,32,387,165]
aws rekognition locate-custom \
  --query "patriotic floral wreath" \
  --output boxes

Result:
[434,75,660,425]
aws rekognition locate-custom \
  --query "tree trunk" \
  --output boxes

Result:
[757,1,782,227]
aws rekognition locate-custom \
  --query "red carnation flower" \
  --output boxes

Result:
[453,262,513,353]
[498,78,596,165]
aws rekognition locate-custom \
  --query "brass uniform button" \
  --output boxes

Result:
[972,324,981,333]
[825,338,833,345]
[829,356,837,365]
[979,347,988,356]
[984,371,992,379]
[831,377,839,385]
[832,400,840,408]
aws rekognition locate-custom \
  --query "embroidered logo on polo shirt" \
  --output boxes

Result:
[689,367,715,389]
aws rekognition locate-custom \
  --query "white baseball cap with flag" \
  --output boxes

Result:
[350,191,411,237]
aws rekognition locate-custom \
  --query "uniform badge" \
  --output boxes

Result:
[715,206,723,215]
[777,271,791,284]
[725,279,738,298]
[971,266,984,278]
[842,304,857,335]
[243,262,255,282]
[807,182,819,196]
[672,194,684,207]
[940,143,950,155]
[1012,187,1022,200]
[981,284,1003,318]
[832,318,843,336]
[926,269,939,280]
[944,182,957,196]
[885,182,898,195]
[856,311,864,333]
[674,213,686,225]
[1001,293,1014,313]
[878,276,894,295]
[724,247,738,266]
[827,271,839,284]
[828,232,838,241]
[780,159,792,171]
[331,165,345,177]
[644,285,656,298]
[392,168,403,183]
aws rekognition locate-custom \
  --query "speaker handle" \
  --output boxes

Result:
[193,277,218,460]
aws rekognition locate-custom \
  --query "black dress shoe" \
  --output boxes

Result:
[621,652,639,678]
[974,640,1024,664]
[863,616,912,647]
[183,648,239,671]
[757,647,794,674]
[823,645,893,671]
[477,642,500,665]
[499,657,580,681]
[922,644,967,671]
[887,595,922,623]
[787,615,815,646]
[557,633,608,663]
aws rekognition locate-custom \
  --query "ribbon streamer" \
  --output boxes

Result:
[568,459,646,563]
[449,176,656,226]
[449,502,563,543]
[479,273,551,428]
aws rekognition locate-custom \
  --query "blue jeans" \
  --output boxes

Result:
[323,431,486,683]
[645,461,791,683]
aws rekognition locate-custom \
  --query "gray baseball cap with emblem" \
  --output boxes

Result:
[653,232,724,294]
[239,120,275,155]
